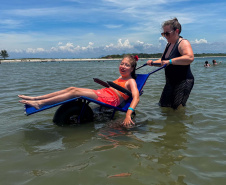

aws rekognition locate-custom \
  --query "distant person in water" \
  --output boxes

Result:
[204,61,211,67]
[212,59,222,65]
[212,60,218,65]
[19,55,140,127]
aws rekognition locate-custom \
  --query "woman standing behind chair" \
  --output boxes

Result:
[147,18,194,109]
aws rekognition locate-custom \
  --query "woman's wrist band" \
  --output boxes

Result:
[169,59,173,65]
[128,107,135,111]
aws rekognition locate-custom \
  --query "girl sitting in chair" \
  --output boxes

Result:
[19,55,140,127]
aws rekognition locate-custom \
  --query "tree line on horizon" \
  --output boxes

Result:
[1,49,226,60]
[101,53,226,59]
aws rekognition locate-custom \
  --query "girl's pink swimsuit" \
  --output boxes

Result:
[93,78,130,106]
[93,88,120,106]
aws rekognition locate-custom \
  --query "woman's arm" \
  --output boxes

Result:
[122,79,140,127]
[147,58,162,66]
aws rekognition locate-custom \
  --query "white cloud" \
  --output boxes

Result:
[49,42,95,53]
[0,19,23,28]
[7,38,226,59]
[59,42,74,51]
[82,42,94,50]
[117,39,132,48]
[191,39,208,44]
[14,49,24,53]
[88,42,94,46]
[104,24,123,29]
[26,48,45,53]
[103,0,187,7]
[6,7,68,17]
[158,37,167,49]
[136,40,144,45]
[134,40,153,50]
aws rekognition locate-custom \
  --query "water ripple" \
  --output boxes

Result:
[0,59,226,185]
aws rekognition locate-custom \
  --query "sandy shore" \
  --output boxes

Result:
[1,56,225,63]
[0,58,124,63]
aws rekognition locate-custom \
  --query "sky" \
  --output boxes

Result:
[1,0,226,59]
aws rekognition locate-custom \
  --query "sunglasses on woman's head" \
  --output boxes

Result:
[161,30,174,37]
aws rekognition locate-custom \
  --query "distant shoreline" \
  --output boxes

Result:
[1,56,226,63]
[0,58,121,63]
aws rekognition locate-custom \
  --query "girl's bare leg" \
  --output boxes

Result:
[19,87,98,109]
[18,87,77,100]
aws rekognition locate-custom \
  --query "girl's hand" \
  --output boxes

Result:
[122,115,135,128]
[147,60,153,66]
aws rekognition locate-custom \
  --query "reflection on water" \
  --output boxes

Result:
[0,58,226,185]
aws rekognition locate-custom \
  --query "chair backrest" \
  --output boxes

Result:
[119,73,151,111]
[116,65,167,111]
[135,73,151,95]
[136,65,167,95]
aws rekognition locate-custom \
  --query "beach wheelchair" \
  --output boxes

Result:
[24,65,166,126]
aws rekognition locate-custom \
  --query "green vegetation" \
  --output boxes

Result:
[193,53,226,57]
[0,50,9,59]
[101,53,226,59]
[1,52,226,62]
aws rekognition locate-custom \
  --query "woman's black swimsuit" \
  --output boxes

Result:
[159,37,194,109]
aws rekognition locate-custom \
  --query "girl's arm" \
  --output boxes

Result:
[122,79,140,127]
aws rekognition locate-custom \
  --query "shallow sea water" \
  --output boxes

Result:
[0,57,226,185]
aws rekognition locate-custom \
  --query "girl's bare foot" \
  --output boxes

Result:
[18,95,35,100]
[19,100,41,109]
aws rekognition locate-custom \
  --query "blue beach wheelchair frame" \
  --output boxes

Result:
[24,64,166,126]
